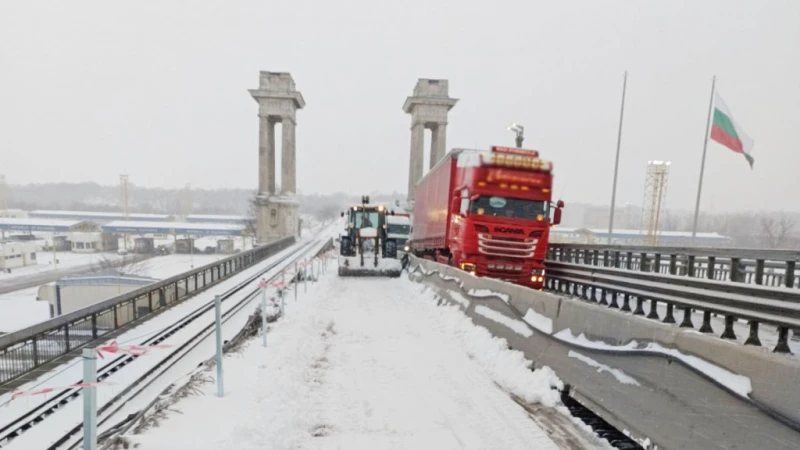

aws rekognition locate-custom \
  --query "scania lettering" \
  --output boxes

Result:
[410,146,564,289]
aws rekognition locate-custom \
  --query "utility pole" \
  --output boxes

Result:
[120,175,130,250]
[607,71,628,244]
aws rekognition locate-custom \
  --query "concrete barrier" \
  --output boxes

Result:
[407,256,800,450]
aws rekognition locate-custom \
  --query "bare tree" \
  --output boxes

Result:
[761,212,796,249]
[91,254,146,276]
[244,191,259,239]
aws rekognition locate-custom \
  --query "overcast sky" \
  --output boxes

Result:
[1,1,798,212]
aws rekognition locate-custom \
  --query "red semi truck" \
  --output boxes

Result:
[410,145,563,289]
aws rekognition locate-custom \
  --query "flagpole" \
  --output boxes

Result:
[607,71,628,244]
[691,75,716,244]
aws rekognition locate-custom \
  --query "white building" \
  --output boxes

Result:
[67,222,119,253]
[0,241,38,271]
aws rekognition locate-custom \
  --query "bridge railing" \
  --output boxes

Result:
[545,244,800,353]
[0,236,295,387]
[547,244,799,289]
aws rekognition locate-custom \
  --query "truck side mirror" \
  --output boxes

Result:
[556,200,565,208]
[451,198,461,216]
[340,212,344,217]
[553,207,562,225]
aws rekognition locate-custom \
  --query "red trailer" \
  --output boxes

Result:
[410,146,563,289]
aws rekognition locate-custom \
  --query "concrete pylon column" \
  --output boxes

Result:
[281,118,296,195]
[430,123,448,169]
[258,116,276,195]
[403,79,458,203]
[250,71,305,243]
[408,122,424,201]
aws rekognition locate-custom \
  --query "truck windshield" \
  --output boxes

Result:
[388,224,410,235]
[469,196,549,220]
[354,211,380,228]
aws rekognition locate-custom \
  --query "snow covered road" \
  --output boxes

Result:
[130,272,606,449]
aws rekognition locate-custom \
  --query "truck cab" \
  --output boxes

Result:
[386,215,411,254]
[411,145,563,289]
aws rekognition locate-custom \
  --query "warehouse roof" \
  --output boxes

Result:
[102,220,245,237]
[29,210,170,222]
[186,214,249,224]
[0,218,86,233]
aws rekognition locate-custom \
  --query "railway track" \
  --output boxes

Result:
[0,235,329,449]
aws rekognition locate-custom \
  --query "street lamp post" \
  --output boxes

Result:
[507,123,524,148]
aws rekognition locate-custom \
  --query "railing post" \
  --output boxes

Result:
[592,250,599,266]
[91,314,98,339]
[32,338,40,366]
[64,325,71,352]
[755,260,765,285]
[730,258,741,282]
[603,250,609,267]
[654,253,662,273]
[148,291,154,312]
[688,255,696,277]
[706,256,716,280]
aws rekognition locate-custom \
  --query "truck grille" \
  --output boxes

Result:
[477,233,537,258]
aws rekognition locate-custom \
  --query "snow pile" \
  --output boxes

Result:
[428,301,563,408]
[468,288,510,303]
[475,305,533,338]
[523,308,553,334]
[568,351,640,386]
[555,329,752,398]
[444,290,471,308]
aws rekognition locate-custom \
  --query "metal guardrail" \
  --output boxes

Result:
[545,260,800,353]
[0,237,295,386]
[547,244,799,288]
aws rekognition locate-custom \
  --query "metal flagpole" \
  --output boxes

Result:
[691,76,717,244]
[607,71,627,244]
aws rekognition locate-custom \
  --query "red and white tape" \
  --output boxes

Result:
[97,341,172,359]
[8,381,117,403]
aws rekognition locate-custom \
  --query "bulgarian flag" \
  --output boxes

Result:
[710,92,755,169]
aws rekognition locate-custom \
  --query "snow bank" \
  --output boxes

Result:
[475,305,533,338]
[555,329,752,398]
[568,351,640,386]
[468,288,510,303]
[445,290,471,308]
[429,302,563,408]
[523,308,553,334]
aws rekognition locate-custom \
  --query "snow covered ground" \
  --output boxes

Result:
[127,274,608,449]
[0,253,227,333]
[0,250,123,285]
[0,239,324,449]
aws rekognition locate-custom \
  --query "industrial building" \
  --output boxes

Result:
[0,218,119,253]
[185,214,249,225]
[550,227,732,247]
[0,240,38,271]
[37,274,182,323]
[28,210,170,223]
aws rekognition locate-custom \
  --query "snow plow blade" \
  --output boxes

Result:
[337,267,402,277]
[337,256,402,278]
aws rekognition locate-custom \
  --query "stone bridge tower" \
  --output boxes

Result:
[403,79,458,203]
[249,72,305,243]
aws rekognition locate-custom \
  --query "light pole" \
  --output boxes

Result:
[507,123,524,148]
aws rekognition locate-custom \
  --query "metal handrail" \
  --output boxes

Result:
[548,243,800,261]
[0,237,294,385]
[546,261,800,353]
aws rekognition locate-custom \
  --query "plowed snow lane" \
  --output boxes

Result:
[132,273,595,449]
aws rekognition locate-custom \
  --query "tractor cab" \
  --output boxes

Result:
[338,195,401,277]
